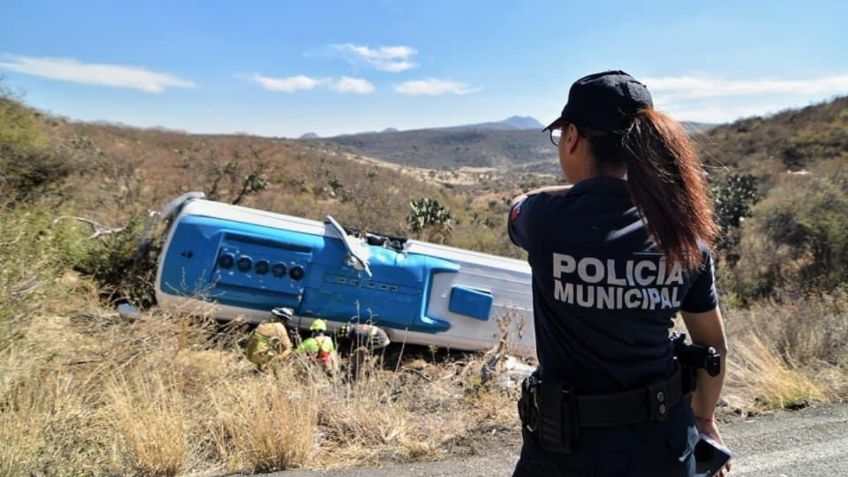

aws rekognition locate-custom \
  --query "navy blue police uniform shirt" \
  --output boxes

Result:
[509,177,718,394]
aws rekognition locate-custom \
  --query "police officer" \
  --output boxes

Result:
[245,307,295,370]
[510,71,729,477]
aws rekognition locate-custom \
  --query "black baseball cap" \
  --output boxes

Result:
[544,70,653,134]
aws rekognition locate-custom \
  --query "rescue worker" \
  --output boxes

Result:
[336,323,391,351]
[336,323,391,380]
[296,319,339,373]
[245,307,295,370]
[510,71,729,477]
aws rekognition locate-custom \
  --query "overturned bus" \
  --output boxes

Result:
[154,193,535,355]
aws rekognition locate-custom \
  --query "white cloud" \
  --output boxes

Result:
[331,43,417,73]
[659,102,779,124]
[0,54,194,93]
[246,73,327,92]
[394,78,480,96]
[330,76,375,94]
[246,74,375,94]
[642,73,848,124]
[643,74,848,100]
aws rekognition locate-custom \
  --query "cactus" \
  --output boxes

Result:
[407,197,454,243]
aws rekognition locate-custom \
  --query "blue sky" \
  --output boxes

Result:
[1,0,846,137]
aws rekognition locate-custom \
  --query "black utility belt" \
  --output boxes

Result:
[518,365,694,454]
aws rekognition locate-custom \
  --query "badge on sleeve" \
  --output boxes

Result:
[510,200,523,221]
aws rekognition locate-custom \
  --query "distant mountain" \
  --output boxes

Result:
[437,115,545,132]
[500,115,546,130]
[324,127,556,170]
[334,116,545,137]
[299,132,319,139]
[314,116,551,170]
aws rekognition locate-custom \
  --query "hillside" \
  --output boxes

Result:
[698,96,848,177]
[317,118,715,171]
[321,128,556,170]
[2,97,551,260]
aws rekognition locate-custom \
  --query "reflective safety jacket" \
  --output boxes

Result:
[296,335,336,366]
[246,322,293,367]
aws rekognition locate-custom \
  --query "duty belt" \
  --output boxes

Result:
[518,364,695,454]
[581,365,688,425]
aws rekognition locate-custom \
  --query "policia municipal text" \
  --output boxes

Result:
[509,71,730,477]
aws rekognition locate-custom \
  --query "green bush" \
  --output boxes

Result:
[733,169,848,298]
[0,203,93,349]
[73,211,159,307]
[0,94,70,203]
[0,88,47,152]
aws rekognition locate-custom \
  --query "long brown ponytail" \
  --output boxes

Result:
[587,108,719,271]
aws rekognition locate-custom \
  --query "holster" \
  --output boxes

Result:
[518,373,580,454]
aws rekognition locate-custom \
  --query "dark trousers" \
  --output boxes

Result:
[513,400,698,477]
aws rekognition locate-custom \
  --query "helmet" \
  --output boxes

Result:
[310,319,327,332]
[270,307,294,322]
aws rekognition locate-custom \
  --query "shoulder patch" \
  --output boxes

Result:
[510,201,522,221]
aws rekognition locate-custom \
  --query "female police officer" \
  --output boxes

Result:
[509,71,729,477]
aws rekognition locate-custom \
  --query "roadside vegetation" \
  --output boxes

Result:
[1,86,846,475]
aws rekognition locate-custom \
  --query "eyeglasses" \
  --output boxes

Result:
[548,124,584,147]
[549,128,562,147]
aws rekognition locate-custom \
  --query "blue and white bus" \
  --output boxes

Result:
[155,193,535,355]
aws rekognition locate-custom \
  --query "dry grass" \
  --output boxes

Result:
[107,372,190,476]
[725,334,827,411]
[721,290,848,414]
[209,369,319,472]
[0,306,516,476]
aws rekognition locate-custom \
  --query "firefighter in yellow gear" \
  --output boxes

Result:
[245,307,295,370]
[296,319,339,372]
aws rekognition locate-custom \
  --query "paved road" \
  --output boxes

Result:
[260,403,848,477]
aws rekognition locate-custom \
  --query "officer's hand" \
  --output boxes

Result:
[696,417,732,476]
